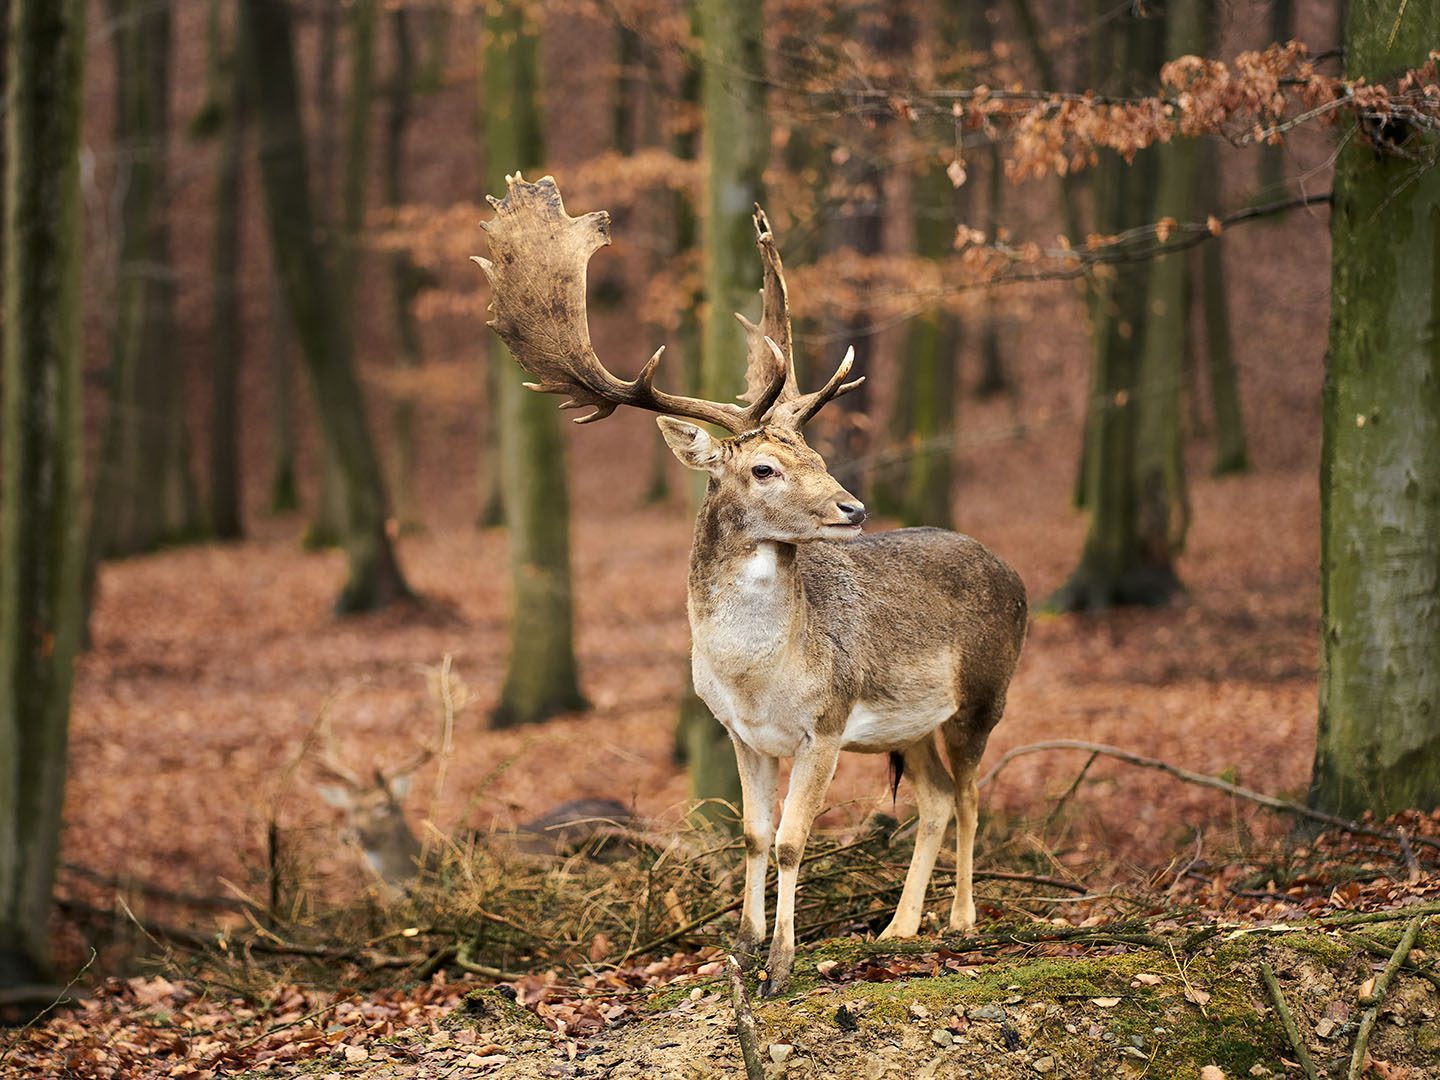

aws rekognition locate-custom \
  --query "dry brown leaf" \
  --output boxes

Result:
[1091,997,1121,1007]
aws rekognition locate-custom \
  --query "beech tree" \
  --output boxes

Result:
[680,0,771,816]
[91,0,201,558]
[239,0,412,612]
[481,2,586,726]
[204,0,246,540]
[1309,0,1440,818]
[0,0,85,998]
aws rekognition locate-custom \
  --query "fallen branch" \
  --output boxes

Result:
[1348,917,1422,1080]
[1348,931,1440,994]
[978,740,1440,853]
[453,938,524,982]
[1260,962,1319,1080]
[727,956,766,1080]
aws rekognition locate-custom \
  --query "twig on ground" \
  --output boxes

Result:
[1348,916,1422,1080]
[455,937,525,982]
[1260,962,1319,1080]
[979,740,1440,853]
[1347,932,1440,993]
[1320,901,1440,926]
[0,950,95,1066]
[727,956,766,1080]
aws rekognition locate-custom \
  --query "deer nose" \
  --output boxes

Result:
[837,500,866,525]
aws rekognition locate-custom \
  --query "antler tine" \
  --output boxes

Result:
[380,743,436,786]
[476,173,782,434]
[768,346,866,430]
[736,206,797,409]
[311,722,367,791]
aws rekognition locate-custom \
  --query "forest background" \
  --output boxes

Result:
[2,0,1439,1073]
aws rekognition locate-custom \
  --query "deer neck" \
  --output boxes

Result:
[687,492,805,649]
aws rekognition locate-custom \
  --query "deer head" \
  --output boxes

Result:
[472,174,866,537]
[310,731,433,894]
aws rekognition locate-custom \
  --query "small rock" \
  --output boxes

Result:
[1130,1035,1145,1048]
[1101,1032,1115,1043]
[910,1003,931,1020]
[1315,1017,1338,1039]
[1248,1065,1270,1078]
[932,1029,954,1047]
[1032,1057,1055,1074]
[342,1045,369,1065]
[769,1044,793,1064]
[967,1004,1006,1022]
[1064,1024,1077,1035]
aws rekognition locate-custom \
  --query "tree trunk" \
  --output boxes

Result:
[305,0,346,549]
[92,0,201,558]
[267,263,301,512]
[1309,0,1440,818]
[0,0,85,996]
[207,0,244,540]
[1254,0,1291,202]
[685,0,773,819]
[482,3,586,727]
[239,0,411,613]
[1197,140,1249,476]
[899,163,961,530]
[384,4,425,534]
[1131,0,1202,587]
[1049,6,1173,611]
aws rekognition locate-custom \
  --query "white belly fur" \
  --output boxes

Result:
[841,699,954,753]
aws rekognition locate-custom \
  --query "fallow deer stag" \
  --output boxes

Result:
[474,174,1028,994]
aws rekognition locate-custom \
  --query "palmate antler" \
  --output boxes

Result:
[473,173,863,434]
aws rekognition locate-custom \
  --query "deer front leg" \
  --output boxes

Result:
[730,736,778,966]
[762,733,842,997]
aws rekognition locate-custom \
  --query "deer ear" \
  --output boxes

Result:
[657,416,722,473]
[316,785,352,809]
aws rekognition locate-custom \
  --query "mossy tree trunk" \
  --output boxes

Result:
[683,0,772,820]
[239,0,412,613]
[899,165,961,530]
[482,3,586,727]
[206,0,245,540]
[307,0,376,550]
[92,0,201,558]
[0,0,85,996]
[1309,0,1440,819]
[669,21,707,766]
[1049,6,1171,611]
[1196,142,1249,476]
[1130,0,1202,591]
[384,4,426,534]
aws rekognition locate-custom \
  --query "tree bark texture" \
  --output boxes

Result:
[92,0,201,557]
[239,0,411,612]
[0,0,85,991]
[687,0,773,817]
[1049,6,1174,611]
[1131,0,1202,583]
[385,4,426,533]
[482,2,586,727]
[1195,142,1249,476]
[1310,0,1440,818]
[308,0,377,550]
[207,0,245,540]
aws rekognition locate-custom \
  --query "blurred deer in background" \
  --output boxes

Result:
[476,176,1028,994]
[311,731,635,897]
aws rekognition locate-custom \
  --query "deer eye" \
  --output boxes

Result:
[751,464,775,480]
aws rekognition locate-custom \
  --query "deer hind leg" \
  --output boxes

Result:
[877,735,955,940]
[942,699,1002,932]
[730,736,779,965]
[763,734,842,997]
